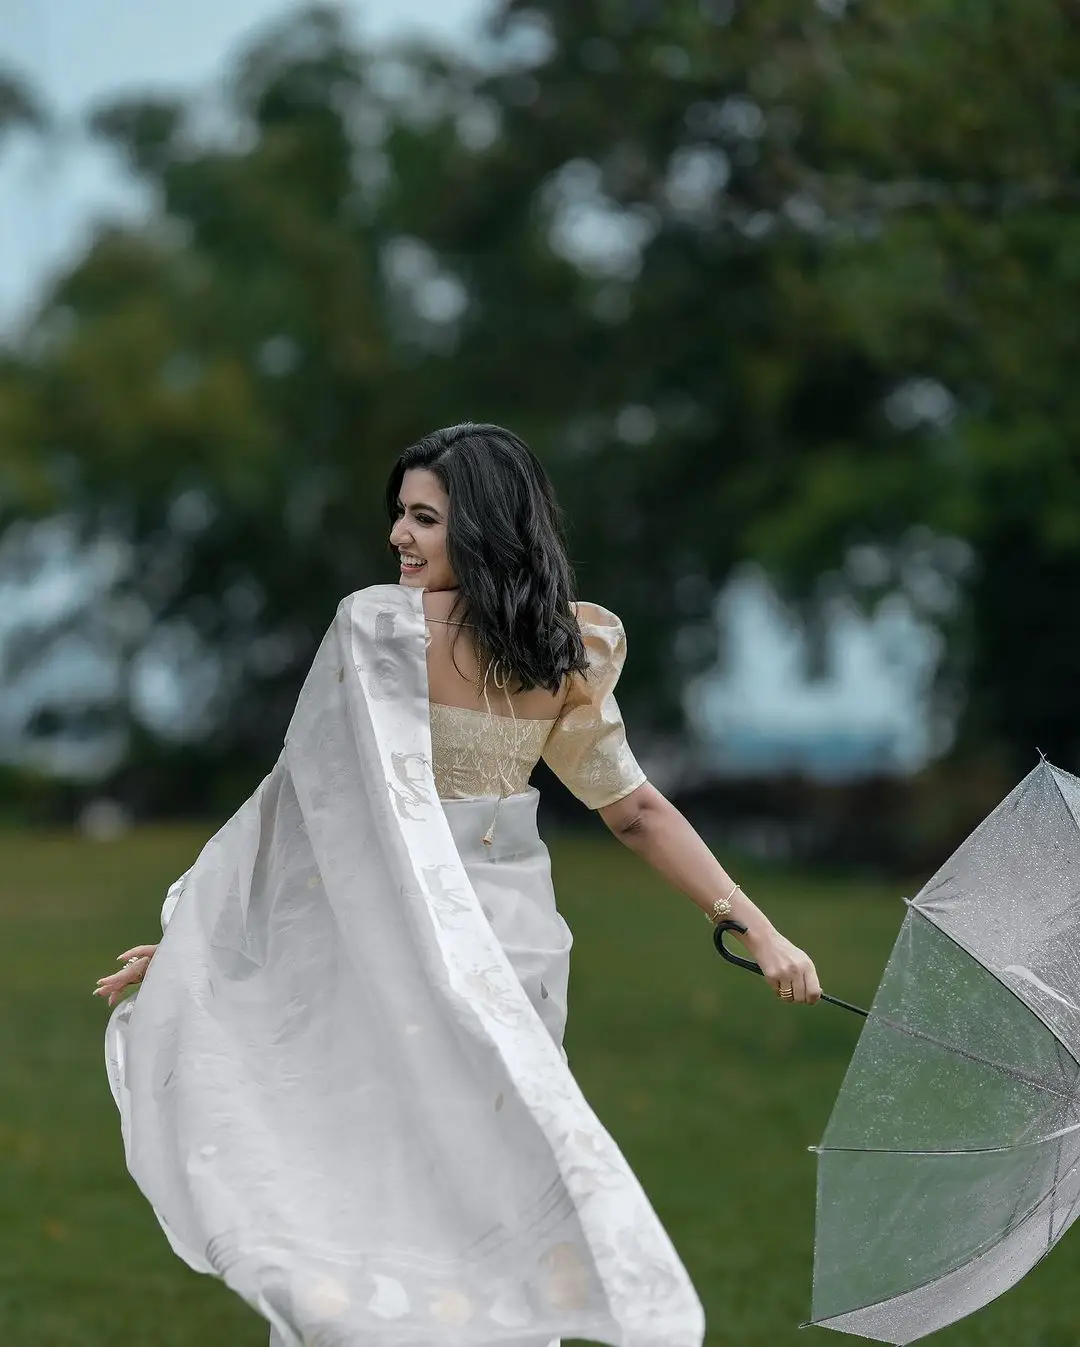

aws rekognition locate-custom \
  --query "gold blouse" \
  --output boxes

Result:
[429,602,647,810]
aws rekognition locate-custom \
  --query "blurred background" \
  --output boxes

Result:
[2,1,1079,1344]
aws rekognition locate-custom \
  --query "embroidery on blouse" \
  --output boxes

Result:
[429,704,554,802]
[426,612,550,843]
[540,604,647,810]
[426,603,647,825]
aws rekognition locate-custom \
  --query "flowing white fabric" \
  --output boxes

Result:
[104,584,705,1347]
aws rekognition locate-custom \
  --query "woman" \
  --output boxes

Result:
[95,423,820,1347]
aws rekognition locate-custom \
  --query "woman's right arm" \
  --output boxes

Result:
[599,781,822,1005]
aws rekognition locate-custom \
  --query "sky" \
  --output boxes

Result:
[0,0,943,778]
[0,0,489,322]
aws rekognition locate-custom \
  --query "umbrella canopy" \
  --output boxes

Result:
[810,758,1080,1344]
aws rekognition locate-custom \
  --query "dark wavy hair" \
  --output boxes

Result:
[385,423,588,694]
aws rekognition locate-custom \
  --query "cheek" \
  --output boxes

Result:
[433,532,454,574]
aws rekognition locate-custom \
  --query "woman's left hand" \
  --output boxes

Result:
[739,923,822,1005]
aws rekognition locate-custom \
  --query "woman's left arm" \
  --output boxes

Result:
[599,782,822,1005]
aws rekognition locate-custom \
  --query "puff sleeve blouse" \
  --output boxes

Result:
[540,601,647,809]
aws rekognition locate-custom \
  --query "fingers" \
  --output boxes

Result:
[109,968,140,990]
[771,972,798,1003]
[92,975,123,1006]
[94,977,135,1008]
[102,970,132,988]
[741,929,821,1007]
[117,945,156,962]
[93,972,129,1005]
[790,953,821,1005]
[767,956,800,1003]
[96,966,139,990]
[94,948,155,1006]
[771,955,821,1005]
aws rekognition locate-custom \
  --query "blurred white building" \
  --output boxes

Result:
[688,567,943,780]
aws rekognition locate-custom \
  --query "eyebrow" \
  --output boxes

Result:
[397,498,442,517]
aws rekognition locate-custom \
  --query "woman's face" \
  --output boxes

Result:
[389,468,457,590]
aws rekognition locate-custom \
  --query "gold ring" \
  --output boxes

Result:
[778,983,795,1001]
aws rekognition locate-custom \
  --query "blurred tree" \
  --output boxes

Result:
[413,0,1080,773]
[735,0,1080,770]
[0,66,51,512]
[2,11,437,809]
[0,66,45,136]
[4,0,1079,811]
[398,0,899,728]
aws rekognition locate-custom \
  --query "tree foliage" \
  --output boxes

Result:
[1,0,1078,808]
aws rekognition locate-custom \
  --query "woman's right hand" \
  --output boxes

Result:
[738,921,822,1005]
[93,944,158,1008]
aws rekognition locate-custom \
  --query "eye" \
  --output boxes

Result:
[415,513,437,526]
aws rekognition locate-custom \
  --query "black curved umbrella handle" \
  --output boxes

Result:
[712,920,868,1018]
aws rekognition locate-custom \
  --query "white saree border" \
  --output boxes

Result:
[329,585,704,1347]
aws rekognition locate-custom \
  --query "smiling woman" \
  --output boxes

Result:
[384,425,591,707]
[390,469,454,587]
[97,421,820,1347]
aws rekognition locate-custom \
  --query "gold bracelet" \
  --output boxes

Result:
[706,881,741,925]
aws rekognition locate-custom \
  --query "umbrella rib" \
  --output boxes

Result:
[912,860,1080,1079]
[1047,757,1080,835]
[1047,1129,1064,1252]
[813,1116,1080,1156]
[868,1011,1079,1099]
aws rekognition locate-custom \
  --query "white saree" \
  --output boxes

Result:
[104,584,705,1347]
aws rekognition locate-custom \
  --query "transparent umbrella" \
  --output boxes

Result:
[715,758,1080,1341]
[788,757,1080,1344]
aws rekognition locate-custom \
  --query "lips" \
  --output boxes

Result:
[399,553,426,571]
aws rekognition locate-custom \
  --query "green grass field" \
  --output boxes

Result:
[1,823,1076,1347]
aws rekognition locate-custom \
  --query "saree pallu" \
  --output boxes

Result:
[104,584,705,1347]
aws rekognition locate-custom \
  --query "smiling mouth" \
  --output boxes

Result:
[399,554,426,571]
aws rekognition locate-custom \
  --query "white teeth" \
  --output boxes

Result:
[400,554,425,567]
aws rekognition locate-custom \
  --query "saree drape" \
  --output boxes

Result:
[104,583,705,1347]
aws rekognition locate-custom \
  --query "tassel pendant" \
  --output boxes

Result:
[482,795,503,849]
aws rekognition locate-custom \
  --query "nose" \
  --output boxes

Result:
[389,518,410,549]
